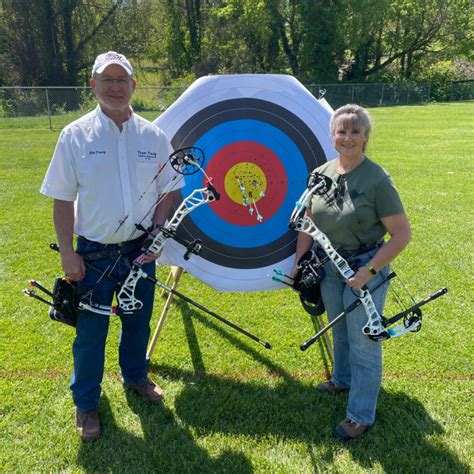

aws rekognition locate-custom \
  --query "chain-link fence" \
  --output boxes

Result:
[450,80,474,101]
[307,82,431,109]
[0,81,469,130]
[0,86,186,129]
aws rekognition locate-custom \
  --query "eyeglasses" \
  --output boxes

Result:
[97,77,131,86]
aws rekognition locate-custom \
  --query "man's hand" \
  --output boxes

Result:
[53,199,84,280]
[61,250,86,281]
[135,251,160,265]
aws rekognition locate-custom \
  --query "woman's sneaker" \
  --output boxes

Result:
[316,380,349,395]
[333,418,373,441]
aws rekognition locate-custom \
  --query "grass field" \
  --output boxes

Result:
[0,102,472,473]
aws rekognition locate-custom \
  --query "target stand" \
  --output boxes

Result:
[146,266,184,360]
[148,74,336,369]
[313,315,333,379]
[146,265,334,375]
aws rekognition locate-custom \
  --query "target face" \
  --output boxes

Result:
[155,75,335,291]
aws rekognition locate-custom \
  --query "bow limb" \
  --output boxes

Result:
[368,287,448,341]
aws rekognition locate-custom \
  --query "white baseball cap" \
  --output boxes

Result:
[91,51,133,77]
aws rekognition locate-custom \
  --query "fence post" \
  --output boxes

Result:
[45,89,52,130]
[351,84,355,102]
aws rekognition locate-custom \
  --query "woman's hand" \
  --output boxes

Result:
[346,267,372,290]
[346,213,411,291]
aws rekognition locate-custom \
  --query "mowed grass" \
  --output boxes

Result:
[0,102,472,472]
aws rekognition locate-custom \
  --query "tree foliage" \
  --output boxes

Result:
[0,0,157,86]
[0,0,471,97]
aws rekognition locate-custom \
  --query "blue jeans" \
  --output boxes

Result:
[320,248,389,425]
[70,237,156,412]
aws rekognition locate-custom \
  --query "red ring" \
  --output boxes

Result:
[205,141,287,226]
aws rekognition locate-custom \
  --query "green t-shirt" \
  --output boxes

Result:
[310,158,405,252]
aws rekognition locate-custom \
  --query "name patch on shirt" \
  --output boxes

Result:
[138,150,157,161]
[88,150,106,156]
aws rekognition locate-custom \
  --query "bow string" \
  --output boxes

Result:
[284,171,447,349]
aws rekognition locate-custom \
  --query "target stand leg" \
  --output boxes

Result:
[159,266,177,297]
[315,314,333,380]
[147,266,184,360]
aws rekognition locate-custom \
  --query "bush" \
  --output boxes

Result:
[0,89,47,117]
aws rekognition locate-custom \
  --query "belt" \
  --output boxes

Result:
[77,235,146,261]
[338,240,384,259]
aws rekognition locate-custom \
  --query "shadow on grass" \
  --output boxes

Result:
[146,299,470,472]
[76,392,253,473]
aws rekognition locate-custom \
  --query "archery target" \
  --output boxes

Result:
[154,75,335,292]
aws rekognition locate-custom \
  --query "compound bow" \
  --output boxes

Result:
[24,147,272,349]
[283,171,447,350]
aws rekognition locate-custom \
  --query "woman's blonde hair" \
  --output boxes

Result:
[330,104,373,150]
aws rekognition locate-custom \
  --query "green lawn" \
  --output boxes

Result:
[0,102,472,472]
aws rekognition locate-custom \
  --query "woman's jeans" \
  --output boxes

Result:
[320,248,389,425]
[70,237,156,412]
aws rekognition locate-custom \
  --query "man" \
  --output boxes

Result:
[40,51,182,441]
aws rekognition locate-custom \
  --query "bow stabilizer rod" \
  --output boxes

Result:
[50,243,272,349]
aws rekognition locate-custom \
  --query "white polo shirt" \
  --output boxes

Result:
[40,106,184,244]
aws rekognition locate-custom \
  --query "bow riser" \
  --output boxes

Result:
[116,184,219,312]
[115,267,147,312]
[293,215,384,337]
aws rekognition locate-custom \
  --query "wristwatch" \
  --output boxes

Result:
[365,262,377,275]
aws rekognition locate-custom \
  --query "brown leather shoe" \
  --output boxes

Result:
[76,409,100,441]
[316,380,349,395]
[124,378,164,404]
[333,418,373,441]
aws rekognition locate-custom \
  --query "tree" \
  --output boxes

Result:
[0,0,471,101]
[0,0,137,86]
[341,0,473,81]
[296,0,347,82]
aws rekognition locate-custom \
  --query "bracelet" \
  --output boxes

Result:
[365,262,377,275]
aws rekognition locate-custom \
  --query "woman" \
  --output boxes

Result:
[293,104,411,441]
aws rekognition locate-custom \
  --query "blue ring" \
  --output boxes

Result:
[182,119,308,248]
